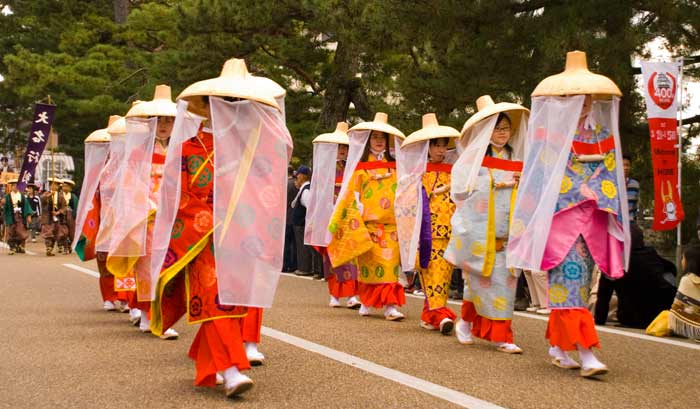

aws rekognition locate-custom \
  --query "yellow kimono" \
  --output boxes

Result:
[327,155,400,286]
[420,168,456,311]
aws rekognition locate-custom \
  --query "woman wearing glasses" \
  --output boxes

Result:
[445,96,529,354]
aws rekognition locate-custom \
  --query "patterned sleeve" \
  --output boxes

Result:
[326,170,373,268]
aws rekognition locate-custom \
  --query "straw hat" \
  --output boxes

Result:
[61,179,75,187]
[461,95,529,136]
[6,178,18,184]
[106,112,129,136]
[47,177,62,184]
[349,112,405,139]
[177,58,281,116]
[126,85,178,118]
[85,116,117,143]
[313,122,350,145]
[250,75,286,99]
[532,50,622,97]
[84,128,111,143]
[403,113,460,148]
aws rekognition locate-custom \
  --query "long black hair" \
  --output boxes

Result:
[360,131,395,162]
[683,244,700,275]
[485,112,513,158]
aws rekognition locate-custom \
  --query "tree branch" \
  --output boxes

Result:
[258,45,320,94]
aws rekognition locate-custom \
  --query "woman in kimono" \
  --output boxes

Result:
[71,120,121,311]
[507,51,630,378]
[445,96,529,354]
[396,114,460,334]
[149,59,292,397]
[106,85,179,339]
[327,113,406,320]
[305,122,360,309]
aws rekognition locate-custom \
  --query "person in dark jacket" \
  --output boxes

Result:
[291,165,314,276]
[283,166,298,272]
[595,224,677,328]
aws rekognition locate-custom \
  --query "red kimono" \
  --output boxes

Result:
[151,129,249,386]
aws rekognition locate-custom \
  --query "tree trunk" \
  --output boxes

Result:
[317,41,373,131]
[113,0,129,24]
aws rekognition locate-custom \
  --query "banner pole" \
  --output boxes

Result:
[675,58,684,275]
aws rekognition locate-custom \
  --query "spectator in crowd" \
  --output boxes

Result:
[667,244,700,341]
[283,166,298,272]
[594,224,676,328]
[523,270,549,314]
[291,165,314,276]
[514,274,529,311]
[622,154,640,222]
[448,269,463,300]
[0,156,13,174]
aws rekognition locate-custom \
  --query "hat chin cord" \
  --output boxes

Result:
[370,148,386,160]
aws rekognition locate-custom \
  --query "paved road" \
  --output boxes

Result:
[1,241,698,408]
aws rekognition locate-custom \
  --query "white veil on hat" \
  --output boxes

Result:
[304,122,349,247]
[149,101,202,299]
[107,117,157,257]
[211,97,293,308]
[71,130,110,251]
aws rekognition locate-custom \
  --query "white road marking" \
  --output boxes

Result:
[62,263,100,278]
[60,264,504,408]
[283,272,700,351]
[261,326,505,409]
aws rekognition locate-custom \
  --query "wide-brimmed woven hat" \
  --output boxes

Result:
[85,116,118,143]
[532,50,622,97]
[461,95,529,136]
[47,177,62,184]
[61,179,75,186]
[313,122,350,145]
[6,178,18,184]
[350,112,405,139]
[177,58,281,116]
[126,85,177,118]
[403,113,460,148]
[84,128,111,143]
[250,74,286,100]
[106,111,130,136]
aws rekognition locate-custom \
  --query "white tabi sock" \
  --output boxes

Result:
[139,314,151,332]
[549,346,579,367]
[576,344,606,369]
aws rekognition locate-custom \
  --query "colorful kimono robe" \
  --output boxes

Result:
[324,160,358,298]
[544,124,624,351]
[74,187,124,303]
[418,164,457,327]
[75,190,101,262]
[150,129,250,386]
[445,150,520,343]
[3,192,33,249]
[110,145,168,307]
[327,155,404,308]
[151,130,247,329]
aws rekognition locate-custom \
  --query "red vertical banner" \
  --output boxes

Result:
[641,61,684,231]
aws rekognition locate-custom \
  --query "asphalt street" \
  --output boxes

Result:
[1,241,698,409]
